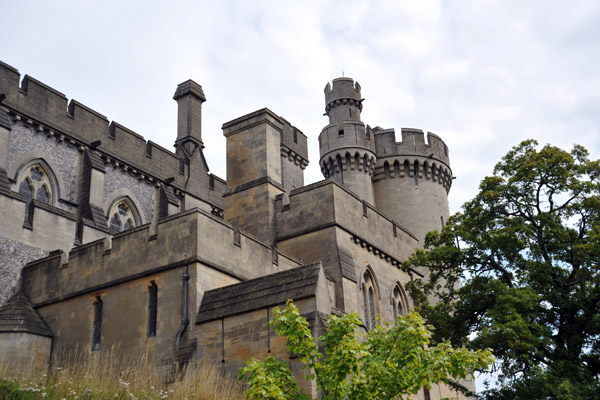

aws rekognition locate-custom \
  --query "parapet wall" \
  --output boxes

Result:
[275,180,419,264]
[21,208,302,307]
[372,127,452,192]
[373,127,450,166]
[0,61,225,205]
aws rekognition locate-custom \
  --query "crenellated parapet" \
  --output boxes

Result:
[324,78,363,109]
[373,127,450,165]
[280,117,309,171]
[372,127,452,192]
[323,78,364,125]
[0,60,225,209]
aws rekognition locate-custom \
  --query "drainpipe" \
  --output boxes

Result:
[175,265,190,352]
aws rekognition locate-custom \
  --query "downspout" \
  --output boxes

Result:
[175,265,190,352]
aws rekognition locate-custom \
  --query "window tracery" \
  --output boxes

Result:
[17,164,54,219]
[361,269,379,330]
[107,200,137,232]
[392,284,408,321]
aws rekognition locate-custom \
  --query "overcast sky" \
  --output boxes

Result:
[2,0,599,215]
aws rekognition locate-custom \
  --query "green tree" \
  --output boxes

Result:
[238,300,493,400]
[403,140,600,399]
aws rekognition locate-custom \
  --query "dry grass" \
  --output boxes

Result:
[0,346,245,399]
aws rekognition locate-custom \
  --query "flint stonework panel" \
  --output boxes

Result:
[103,164,155,224]
[7,123,78,211]
[0,237,48,305]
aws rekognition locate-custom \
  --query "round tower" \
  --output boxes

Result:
[319,78,376,204]
[372,127,452,244]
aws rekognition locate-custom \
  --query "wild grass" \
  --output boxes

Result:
[0,346,245,399]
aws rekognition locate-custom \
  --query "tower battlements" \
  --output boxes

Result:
[324,78,363,124]
[372,127,452,192]
[373,127,450,166]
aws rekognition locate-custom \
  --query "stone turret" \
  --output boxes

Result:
[372,127,452,244]
[318,77,452,245]
[319,78,376,204]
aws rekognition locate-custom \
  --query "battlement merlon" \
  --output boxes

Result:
[373,127,450,167]
[0,60,226,207]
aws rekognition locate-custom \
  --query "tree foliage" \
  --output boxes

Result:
[239,300,493,400]
[403,140,600,399]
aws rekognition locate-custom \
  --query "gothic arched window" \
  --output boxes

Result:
[361,269,379,330]
[392,284,408,321]
[17,164,54,219]
[107,199,138,232]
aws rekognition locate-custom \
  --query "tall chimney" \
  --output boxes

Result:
[173,79,206,155]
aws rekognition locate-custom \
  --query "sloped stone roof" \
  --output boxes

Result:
[0,292,53,337]
[196,263,322,324]
[0,167,11,193]
[0,108,11,129]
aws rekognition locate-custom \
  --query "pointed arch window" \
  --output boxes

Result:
[107,199,138,232]
[361,269,379,330]
[17,164,54,220]
[392,284,408,321]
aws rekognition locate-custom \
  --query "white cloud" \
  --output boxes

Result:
[2,0,598,209]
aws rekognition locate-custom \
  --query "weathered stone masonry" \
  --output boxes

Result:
[0,61,470,400]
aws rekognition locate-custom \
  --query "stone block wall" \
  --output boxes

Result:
[0,332,51,371]
[195,298,320,396]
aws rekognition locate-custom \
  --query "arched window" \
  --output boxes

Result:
[392,284,408,321]
[384,161,390,179]
[361,269,379,330]
[107,199,138,232]
[16,164,54,219]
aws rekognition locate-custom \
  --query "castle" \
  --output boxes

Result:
[0,60,465,399]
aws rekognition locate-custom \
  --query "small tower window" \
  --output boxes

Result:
[424,387,431,400]
[413,161,419,187]
[92,296,103,351]
[338,129,344,136]
[148,282,158,337]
